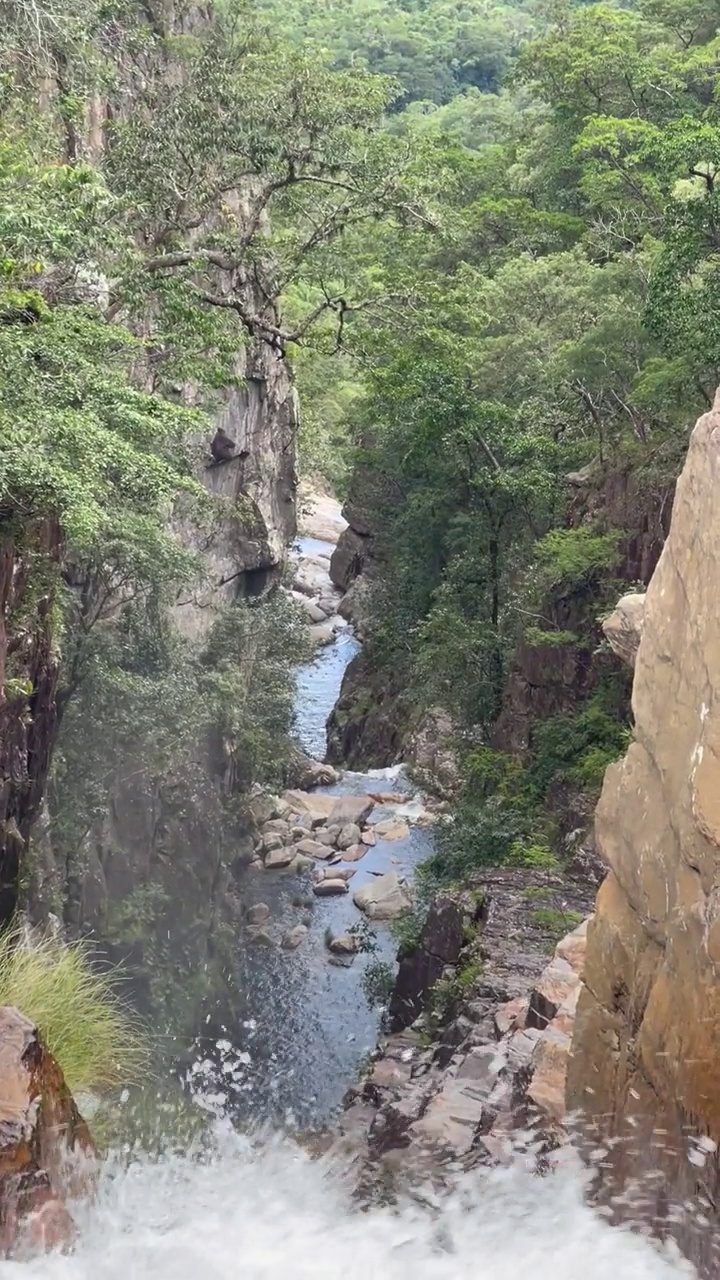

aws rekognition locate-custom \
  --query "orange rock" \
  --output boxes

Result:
[0,1006,97,1258]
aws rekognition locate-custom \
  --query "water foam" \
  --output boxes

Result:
[1,1129,694,1280]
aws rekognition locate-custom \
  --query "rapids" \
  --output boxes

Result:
[0,1130,694,1278]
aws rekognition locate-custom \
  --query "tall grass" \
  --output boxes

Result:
[0,927,147,1094]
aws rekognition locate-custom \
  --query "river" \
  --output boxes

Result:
[0,520,697,1279]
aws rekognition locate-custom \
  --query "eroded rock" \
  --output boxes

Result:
[0,1007,96,1258]
[602,592,646,668]
[313,879,349,897]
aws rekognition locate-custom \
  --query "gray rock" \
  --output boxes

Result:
[261,832,284,854]
[246,927,275,946]
[330,795,375,827]
[316,867,356,882]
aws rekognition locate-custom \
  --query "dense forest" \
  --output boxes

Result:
[1,0,719,929]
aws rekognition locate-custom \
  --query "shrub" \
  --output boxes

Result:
[0,927,146,1094]
[534,527,621,590]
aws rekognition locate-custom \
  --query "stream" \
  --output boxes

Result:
[0,519,696,1278]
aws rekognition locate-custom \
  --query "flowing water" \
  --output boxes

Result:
[0,530,698,1277]
[0,1131,694,1279]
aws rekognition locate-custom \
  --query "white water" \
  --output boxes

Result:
[0,1129,693,1279]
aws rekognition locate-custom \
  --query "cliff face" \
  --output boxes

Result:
[0,521,62,924]
[567,392,720,1274]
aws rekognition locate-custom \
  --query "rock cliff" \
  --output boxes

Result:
[0,1006,96,1257]
[567,391,720,1275]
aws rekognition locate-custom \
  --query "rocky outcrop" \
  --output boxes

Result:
[0,1007,96,1257]
[601,592,645,668]
[567,391,720,1276]
[338,872,593,1188]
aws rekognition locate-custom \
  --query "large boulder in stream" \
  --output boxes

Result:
[353,873,412,920]
[0,1006,96,1257]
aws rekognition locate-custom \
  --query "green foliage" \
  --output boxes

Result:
[361,958,395,1007]
[389,906,426,953]
[529,692,630,796]
[530,907,585,949]
[0,926,146,1093]
[427,955,482,1025]
[534,528,622,590]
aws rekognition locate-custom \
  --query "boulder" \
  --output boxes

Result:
[327,934,358,956]
[264,845,296,870]
[308,624,335,648]
[337,823,362,850]
[260,832,284,855]
[260,818,292,840]
[281,925,309,951]
[353,873,412,920]
[282,791,336,823]
[601,592,646,669]
[329,527,369,592]
[0,1007,97,1257]
[315,825,341,847]
[342,844,367,863]
[246,903,270,925]
[373,819,410,842]
[313,879,349,897]
[330,795,374,827]
[315,867,356,883]
[295,838,336,861]
[361,829,377,847]
[283,749,340,792]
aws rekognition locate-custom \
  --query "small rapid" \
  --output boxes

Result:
[1,1129,693,1279]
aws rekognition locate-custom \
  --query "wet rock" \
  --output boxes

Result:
[373,819,410,842]
[295,838,336,861]
[313,879,349,897]
[353,873,412,920]
[361,829,377,847]
[337,823,362,851]
[246,903,270,925]
[0,1007,97,1258]
[342,844,368,863]
[327,934,359,956]
[264,845,296,870]
[281,925,309,950]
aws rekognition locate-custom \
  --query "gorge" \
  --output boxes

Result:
[3,0,720,1273]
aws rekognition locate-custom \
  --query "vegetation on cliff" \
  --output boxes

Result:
[301,0,719,871]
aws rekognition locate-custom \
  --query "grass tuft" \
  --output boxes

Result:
[0,926,148,1094]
